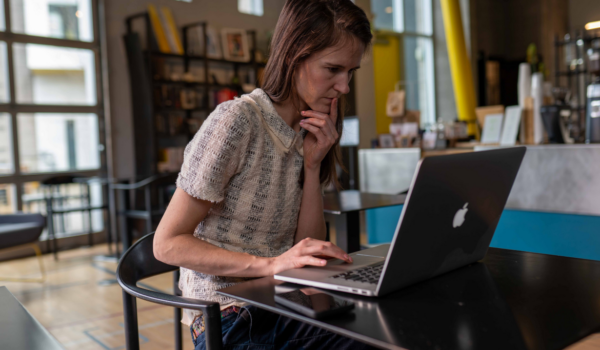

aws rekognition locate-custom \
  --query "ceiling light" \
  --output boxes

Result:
[585,21,600,30]
[385,6,393,14]
[75,10,81,18]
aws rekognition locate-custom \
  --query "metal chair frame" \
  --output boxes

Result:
[116,232,223,350]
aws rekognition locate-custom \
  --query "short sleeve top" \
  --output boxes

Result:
[176,89,306,325]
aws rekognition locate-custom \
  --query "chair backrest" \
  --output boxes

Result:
[117,232,177,287]
[117,232,223,350]
[41,175,81,186]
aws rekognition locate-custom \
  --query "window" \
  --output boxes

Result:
[13,44,96,105]
[17,113,99,173]
[10,0,93,42]
[0,184,15,214]
[0,114,12,174]
[0,0,105,239]
[371,0,436,126]
[48,5,79,40]
[238,0,263,16]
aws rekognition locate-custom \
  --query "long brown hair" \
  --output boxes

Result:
[262,0,372,188]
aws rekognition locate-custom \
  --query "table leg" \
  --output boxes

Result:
[334,212,361,253]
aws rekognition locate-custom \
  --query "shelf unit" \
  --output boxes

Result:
[553,33,600,142]
[124,12,266,178]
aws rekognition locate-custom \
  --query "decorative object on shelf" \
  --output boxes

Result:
[531,72,544,144]
[206,26,223,59]
[522,97,535,144]
[518,63,531,109]
[221,28,251,62]
[180,89,197,109]
[386,90,405,118]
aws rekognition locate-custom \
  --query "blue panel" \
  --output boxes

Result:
[366,205,403,244]
[366,206,600,261]
[491,210,600,261]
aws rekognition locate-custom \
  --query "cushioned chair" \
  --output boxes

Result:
[116,232,223,350]
[0,213,46,283]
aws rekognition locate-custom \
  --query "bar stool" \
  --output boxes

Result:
[42,175,112,260]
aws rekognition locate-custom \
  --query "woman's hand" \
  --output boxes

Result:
[270,237,352,275]
[300,98,339,171]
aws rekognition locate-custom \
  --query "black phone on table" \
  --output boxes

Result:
[274,287,354,319]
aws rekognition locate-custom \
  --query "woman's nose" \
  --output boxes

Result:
[334,78,350,95]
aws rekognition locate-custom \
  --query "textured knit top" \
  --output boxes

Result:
[176,89,306,325]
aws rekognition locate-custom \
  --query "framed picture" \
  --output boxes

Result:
[378,134,395,148]
[221,28,251,62]
[206,26,222,59]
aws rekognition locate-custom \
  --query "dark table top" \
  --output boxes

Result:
[323,190,406,214]
[0,287,64,350]
[218,248,600,350]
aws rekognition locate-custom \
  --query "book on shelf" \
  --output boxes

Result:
[187,26,205,56]
[147,4,171,53]
[160,6,184,55]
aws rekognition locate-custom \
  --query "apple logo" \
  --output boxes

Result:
[453,203,469,228]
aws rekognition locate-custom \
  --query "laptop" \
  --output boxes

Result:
[275,147,526,297]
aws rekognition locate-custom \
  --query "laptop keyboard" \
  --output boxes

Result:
[331,263,384,284]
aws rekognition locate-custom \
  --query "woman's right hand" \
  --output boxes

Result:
[270,238,353,275]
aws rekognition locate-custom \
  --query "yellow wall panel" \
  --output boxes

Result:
[373,35,401,136]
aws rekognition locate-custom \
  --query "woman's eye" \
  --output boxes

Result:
[327,67,338,73]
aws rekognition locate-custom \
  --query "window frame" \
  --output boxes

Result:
[372,0,437,126]
[0,0,109,232]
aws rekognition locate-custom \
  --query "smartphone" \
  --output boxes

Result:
[274,287,354,319]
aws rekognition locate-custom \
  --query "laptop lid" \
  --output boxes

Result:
[376,147,526,296]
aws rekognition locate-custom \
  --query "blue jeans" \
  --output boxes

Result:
[190,306,378,350]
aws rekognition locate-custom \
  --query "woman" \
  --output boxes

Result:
[154,0,374,348]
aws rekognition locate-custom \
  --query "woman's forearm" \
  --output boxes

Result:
[294,166,327,243]
[155,232,275,277]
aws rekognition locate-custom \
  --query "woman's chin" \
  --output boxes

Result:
[308,103,331,114]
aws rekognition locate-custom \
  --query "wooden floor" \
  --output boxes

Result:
[0,244,195,350]
[0,243,599,350]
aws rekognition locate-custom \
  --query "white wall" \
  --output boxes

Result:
[104,0,287,178]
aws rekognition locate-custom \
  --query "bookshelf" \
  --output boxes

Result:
[124,13,266,178]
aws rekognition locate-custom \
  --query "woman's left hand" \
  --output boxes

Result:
[300,98,339,171]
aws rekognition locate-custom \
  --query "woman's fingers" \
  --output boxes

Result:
[301,119,336,144]
[329,98,338,124]
[300,240,352,263]
[299,256,328,268]
[300,122,330,146]
[301,110,338,140]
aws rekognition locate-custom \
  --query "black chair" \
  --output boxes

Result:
[111,173,178,253]
[116,232,223,350]
[0,213,46,282]
[41,175,112,260]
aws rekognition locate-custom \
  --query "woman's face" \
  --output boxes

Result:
[295,38,365,114]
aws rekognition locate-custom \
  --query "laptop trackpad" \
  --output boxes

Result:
[278,255,384,281]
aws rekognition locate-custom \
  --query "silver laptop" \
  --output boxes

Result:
[275,147,526,297]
